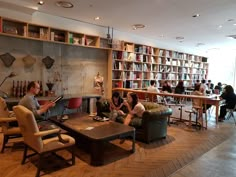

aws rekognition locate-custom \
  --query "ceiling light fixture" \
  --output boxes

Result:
[132,24,145,30]
[56,1,74,8]
[94,16,100,20]
[192,14,200,18]
[38,1,44,5]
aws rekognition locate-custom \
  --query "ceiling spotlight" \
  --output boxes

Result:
[217,25,223,29]
[56,1,74,8]
[94,16,100,20]
[38,1,44,5]
[132,24,145,30]
[192,14,200,18]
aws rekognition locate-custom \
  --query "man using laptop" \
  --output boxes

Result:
[19,81,55,120]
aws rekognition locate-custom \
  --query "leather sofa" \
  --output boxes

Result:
[96,100,172,143]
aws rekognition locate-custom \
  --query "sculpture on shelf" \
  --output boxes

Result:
[42,56,55,69]
[0,72,17,98]
[0,53,16,67]
[22,55,36,68]
[94,72,104,95]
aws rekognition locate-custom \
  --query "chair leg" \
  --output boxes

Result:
[22,144,28,164]
[1,135,8,153]
[71,146,75,165]
[36,154,43,177]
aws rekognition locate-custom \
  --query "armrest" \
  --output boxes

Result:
[34,128,60,137]
[0,117,17,123]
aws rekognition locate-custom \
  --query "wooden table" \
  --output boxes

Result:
[49,113,135,166]
[112,88,223,124]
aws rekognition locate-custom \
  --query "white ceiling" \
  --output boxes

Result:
[1,0,236,55]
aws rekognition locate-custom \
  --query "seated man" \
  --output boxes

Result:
[19,81,55,121]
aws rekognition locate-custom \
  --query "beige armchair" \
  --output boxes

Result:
[13,105,75,177]
[0,97,21,153]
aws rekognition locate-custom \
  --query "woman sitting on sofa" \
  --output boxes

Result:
[109,92,126,120]
[123,92,145,126]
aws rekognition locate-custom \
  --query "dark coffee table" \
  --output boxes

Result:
[49,113,135,166]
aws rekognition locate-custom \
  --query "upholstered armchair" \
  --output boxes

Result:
[0,97,21,153]
[13,105,76,177]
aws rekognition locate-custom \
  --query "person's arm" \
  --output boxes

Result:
[37,101,55,115]
[123,100,132,113]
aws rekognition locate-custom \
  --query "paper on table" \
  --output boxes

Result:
[85,127,94,130]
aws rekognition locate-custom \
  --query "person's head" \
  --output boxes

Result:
[201,79,206,84]
[27,81,40,95]
[208,80,211,83]
[150,80,156,86]
[163,80,169,86]
[196,79,200,83]
[177,80,184,87]
[218,82,222,87]
[112,92,122,103]
[223,85,234,94]
[127,92,138,109]
[194,84,201,91]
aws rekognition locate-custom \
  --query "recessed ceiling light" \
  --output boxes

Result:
[132,24,145,30]
[217,25,223,29]
[234,24,236,26]
[56,1,74,8]
[38,1,44,5]
[94,16,100,20]
[192,14,200,18]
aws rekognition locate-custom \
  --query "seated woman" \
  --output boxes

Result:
[109,92,126,120]
[162,80,172,93]
[219,85,236,122]
[175,80,185,94]
[123,92,145,126]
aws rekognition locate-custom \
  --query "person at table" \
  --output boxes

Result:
[218,85,236,122]
[200,79,209,95]
[109,92,126,120]
[194,79,201,88]
[192,84,211,111]
[147,80,161,102]
[207,80,214,90]
[123,92,145,126]
[162,80,172,93]
[19,81,55,121]
[175,80,185,94]
[214,82,223,94]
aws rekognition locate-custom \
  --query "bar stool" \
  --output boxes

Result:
[185,106,202,130]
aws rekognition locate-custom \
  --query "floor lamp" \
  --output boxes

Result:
[0,72,17,98]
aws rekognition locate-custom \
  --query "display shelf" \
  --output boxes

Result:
[28,24,49,40]
[2,18,27,37]
[49,28,67,42]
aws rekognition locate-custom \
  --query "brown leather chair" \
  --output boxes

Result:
[0,97,22,153]
[13,105,76,177]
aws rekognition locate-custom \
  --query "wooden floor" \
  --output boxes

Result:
[0,106,235,177]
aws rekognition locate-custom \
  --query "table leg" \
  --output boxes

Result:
[215,102,219,124]
[131,131,135,153]
[90,141,104,166]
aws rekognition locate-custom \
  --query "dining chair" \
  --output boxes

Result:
[13,105,75,177]
[0,97,22,153]
[63,97,82,115]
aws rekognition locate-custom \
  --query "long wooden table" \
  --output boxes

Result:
[112,88,223,124]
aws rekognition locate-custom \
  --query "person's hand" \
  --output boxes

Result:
[123,100,129,106]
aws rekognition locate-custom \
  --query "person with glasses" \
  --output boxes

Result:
[19,81,55,120]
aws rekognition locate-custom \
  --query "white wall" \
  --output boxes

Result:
[208,49,236,89]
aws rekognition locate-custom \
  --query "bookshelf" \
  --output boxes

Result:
[0,16,208,97]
